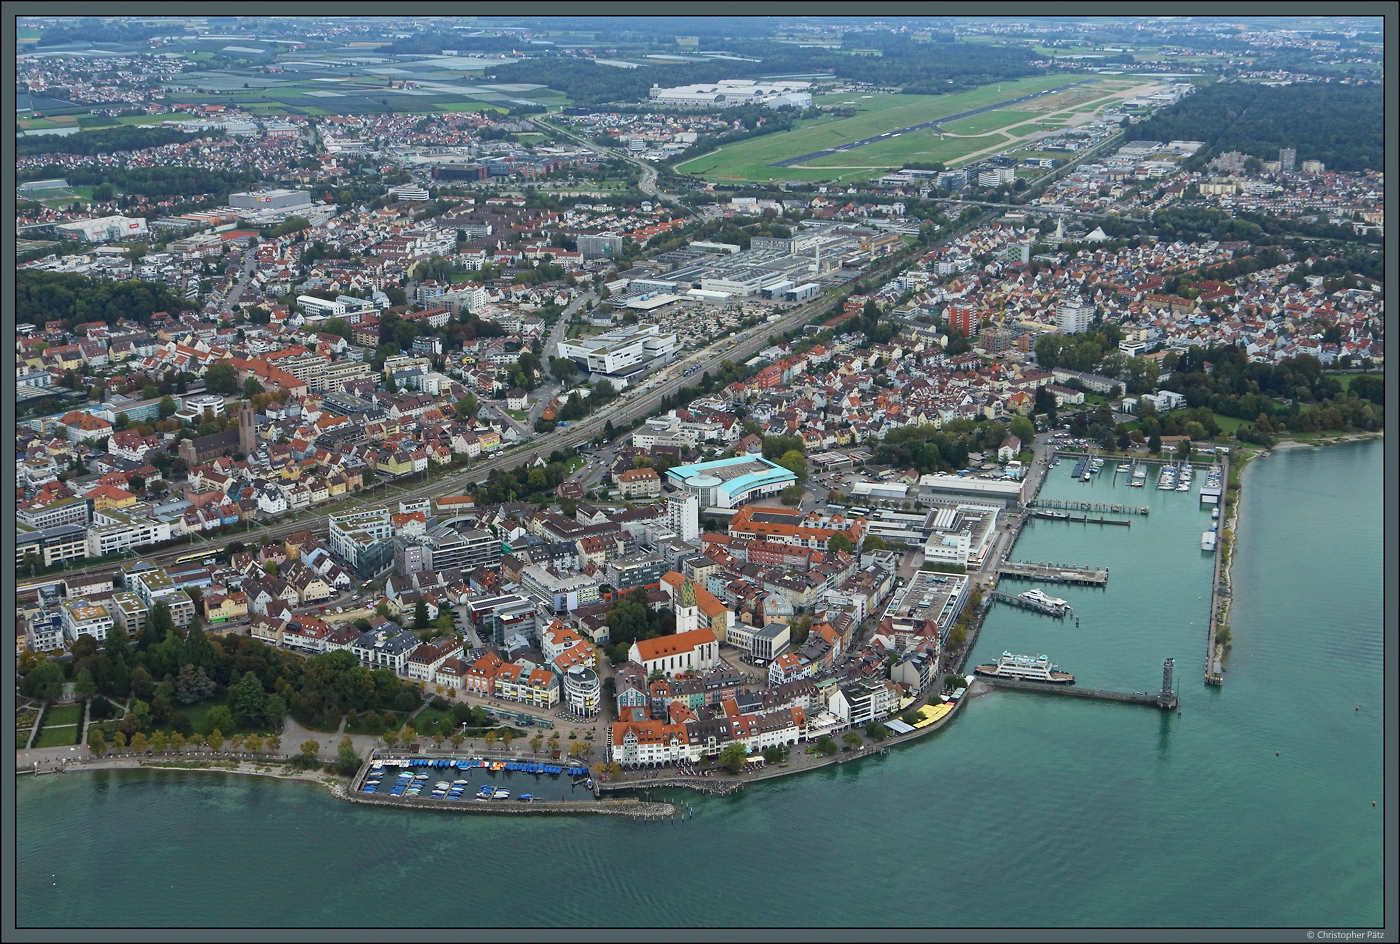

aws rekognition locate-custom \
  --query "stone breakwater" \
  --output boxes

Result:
[340,789,676,818]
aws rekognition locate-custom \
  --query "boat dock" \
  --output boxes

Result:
[1029,499,1149,516]
[989,589,1070,618]
[998,560,1108,587]
[976,677,1177,710]
[1030,511,1130,526]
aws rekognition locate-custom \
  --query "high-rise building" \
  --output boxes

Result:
[1279,148,1297,172]
[1056,297,1094,335]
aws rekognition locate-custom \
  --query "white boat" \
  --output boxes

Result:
[974,651,1074,684]
[1211,507,1220,520]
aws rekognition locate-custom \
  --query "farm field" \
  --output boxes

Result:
[676,73,1131,183]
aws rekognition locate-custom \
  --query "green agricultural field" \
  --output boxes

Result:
[113,111,197,126]
[678,74,1099,183]
[435,102,510,113]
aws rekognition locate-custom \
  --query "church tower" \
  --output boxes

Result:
[676,578,699,636]
[237,401,256,455]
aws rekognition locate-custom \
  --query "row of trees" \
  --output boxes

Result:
[17,600,428,740]
[16,269,194,330]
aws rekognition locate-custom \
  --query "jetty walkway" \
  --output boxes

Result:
[1030,498,1149,516]
[976,676,1178,710]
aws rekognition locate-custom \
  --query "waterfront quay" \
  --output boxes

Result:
[997,560,1109,586]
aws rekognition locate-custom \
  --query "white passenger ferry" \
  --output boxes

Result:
[974,651,1075,684]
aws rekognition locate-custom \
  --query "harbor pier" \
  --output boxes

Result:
[997,560,1108,587]
[989,589,1071,618]
[1204,454,1230,685]
[978,658,1179,711]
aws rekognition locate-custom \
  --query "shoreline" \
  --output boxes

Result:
[19,432,1380,810]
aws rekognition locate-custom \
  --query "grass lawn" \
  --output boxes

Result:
[1335,373,1382,392]
[346,710,410,735]
[34,725,82,748]
[943,109,1038,135]
[412,706,457,732]
[564,456,586,473]
[1164,408,1247,436]
[167,700,262,737]
[43,703,84,726]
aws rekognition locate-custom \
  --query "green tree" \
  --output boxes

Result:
[322,317,352,341]
[206,729,225,753]
[299,739,320,766]
[145,600,175,648]
[243,376,264,399]
[776,449,808,483]
[88,728,107,756]
[262,694,287,730]
[205,704,235,736]
[336,734,359,774]
[204,362,238,395]
[842,731,863,749]
[1009,414,1036,446]
[75,668,97,701]
[455,392,479,421]
[228,671,268,727]
[861,535,887,555]
[1148,433,1162,455]
[413,600,430,629]
[718,742,748,774]
[827,533,853,555]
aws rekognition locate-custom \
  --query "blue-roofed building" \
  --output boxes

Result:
[664,455,796,510]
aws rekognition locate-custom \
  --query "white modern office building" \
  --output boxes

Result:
[555,324,677,377]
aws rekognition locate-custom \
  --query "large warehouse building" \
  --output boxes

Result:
[55,215,148,243]
[229,188,312,211]
[665,456,796,510]
[647,79,812,109]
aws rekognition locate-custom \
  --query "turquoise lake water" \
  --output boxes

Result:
[14,440,1384,928]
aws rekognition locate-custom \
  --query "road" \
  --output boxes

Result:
[533,117,688,217]
[220,246,259,314]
